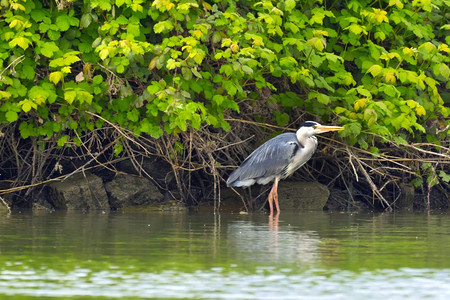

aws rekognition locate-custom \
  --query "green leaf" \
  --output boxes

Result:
[69,121,78,130]
[28,86,50,101]
[363,108,377,126]
[92,0,111,10]
[285,0,296,12]
[367,64,383,77]
[280,56,298,68]
[21,64,35,80]
[64,54,81,65]
[307,37,326,51]
[19,122,36,138]
[241,65,253,75]
[52,122,61,133]
[317,93,330,104]
[116,0,126,7]
[347,122,361,136]
[154,20,174,33]
[379,84,400,97]
[274,111,289,126]
[5,111,18,122]
[80,13,92,29]
[190,81,203,93]
[47,30,61,41]
[0,91,12,99]
[18,99,35,112]
[166,59,178,70]
[439,171,450,183]
[358,138,368,150]
[30,9,48,22]
[433,63,450,79]
[56,15,76,31]
[191,68,203,79]
[418,42,436,55]
[93,75,103,85]
[127,23,141,37]
[127,108,140,122]
[374,31,386,41]
[114,142,123,156]
[369,146,379,154]
[79,90,93,104]
[335,107,347,114]
[147,83,161,94]
[222,81,237,96]
[345,24,367,35]
[99,48,109,60]
[393,136,408,145]
[212,95,224,105]
[57,135,69,147]
[116,64,125,73]
[182,67,193,80]
[9,36,31,50]
[49,72,64,85]
[64,90,77,104]
[411,178,423,188]
[220,65,233,77]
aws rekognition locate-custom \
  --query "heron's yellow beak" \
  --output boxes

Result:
[317,125,344,132]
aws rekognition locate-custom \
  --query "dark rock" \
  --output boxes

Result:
[48,172,110,210]
[105,174,164,209]
[278,181,330,210]
[116,157,173,187]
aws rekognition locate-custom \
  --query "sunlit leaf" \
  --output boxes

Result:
[367,65,383,77]
[384,72,396,83]
[5,111,18,122]
[49,72,64,85]
[354,98,369,111]
[9,36,31,50]
[64,90,77,104]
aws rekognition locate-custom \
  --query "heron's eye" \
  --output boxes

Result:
[313,125,317,129]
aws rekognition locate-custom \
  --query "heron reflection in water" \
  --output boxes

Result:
[227,121,343,215]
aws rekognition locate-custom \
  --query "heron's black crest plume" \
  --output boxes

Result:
[299,121,319,128]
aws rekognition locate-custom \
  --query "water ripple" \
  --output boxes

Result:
[0,267,449,299]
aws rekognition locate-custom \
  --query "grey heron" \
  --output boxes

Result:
[226,121,343,214]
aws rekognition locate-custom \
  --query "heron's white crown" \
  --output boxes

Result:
[296,121,343,140]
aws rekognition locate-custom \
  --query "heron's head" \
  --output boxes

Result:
[297,121,344,138]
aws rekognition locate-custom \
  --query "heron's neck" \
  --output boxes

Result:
[296,132,317,148]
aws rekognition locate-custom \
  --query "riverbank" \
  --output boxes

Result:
[0,127,448,213]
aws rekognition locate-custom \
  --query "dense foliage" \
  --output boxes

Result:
[0,0,448,208]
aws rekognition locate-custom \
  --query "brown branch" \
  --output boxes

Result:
[0,196,11,213]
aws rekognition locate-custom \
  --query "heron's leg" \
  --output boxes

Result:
[272,177,280,213]
[267,185,274,214]
[268,177,280,215]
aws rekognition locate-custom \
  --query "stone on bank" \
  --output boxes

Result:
[47,172,110,210]
[105,174,164,208]
[46,172,166,211]
[277,181,330,210]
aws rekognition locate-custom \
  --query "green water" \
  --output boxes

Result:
[0,210,449,299]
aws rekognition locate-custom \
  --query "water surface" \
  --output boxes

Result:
[0,210,449,299]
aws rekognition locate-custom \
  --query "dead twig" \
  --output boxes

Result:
[0,196,11,214]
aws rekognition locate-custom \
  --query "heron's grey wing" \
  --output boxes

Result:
[227,133,300,186]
